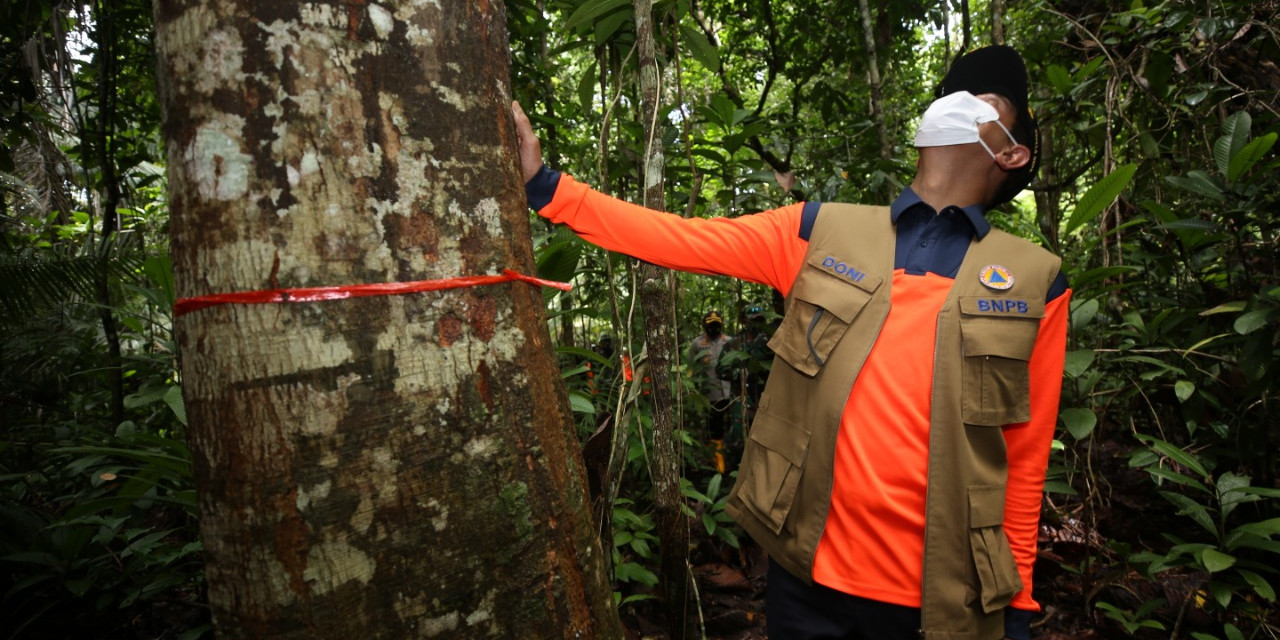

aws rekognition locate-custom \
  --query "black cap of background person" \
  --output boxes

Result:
[935,45,1040,207]
[703,310,724,327]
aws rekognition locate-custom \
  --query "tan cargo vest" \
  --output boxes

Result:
[724,203,1061,640]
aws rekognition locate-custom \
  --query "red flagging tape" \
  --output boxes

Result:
[173,269,572,317]
[621,353,634,381]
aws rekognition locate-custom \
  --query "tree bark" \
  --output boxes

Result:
[1034,84,1061,253]
[155,1,622,638]
[92,0,125,425]
[632,0,690,636]
[991,0,1006,45]
[857,0,892,200]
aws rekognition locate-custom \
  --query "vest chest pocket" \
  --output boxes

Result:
[959,297,1043,426]
[769,260,881,377]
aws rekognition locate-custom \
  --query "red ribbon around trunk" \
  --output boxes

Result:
[174,269,572,317]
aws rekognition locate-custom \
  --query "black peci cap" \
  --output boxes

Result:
[936,45,1040,206]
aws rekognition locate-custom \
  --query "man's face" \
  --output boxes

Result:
[975,93,1020,154]
[975,92,1015,121]
[974,92,1030,173]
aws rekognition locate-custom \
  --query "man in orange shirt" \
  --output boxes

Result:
[513,45,1069,640]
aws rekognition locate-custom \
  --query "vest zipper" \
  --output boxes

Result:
[919,310,945,637]
[806,308,827,366]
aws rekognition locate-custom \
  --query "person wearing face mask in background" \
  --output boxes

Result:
[688,310,734,471]
[512,45,1070,640]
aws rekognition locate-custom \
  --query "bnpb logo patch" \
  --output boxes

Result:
[978,265,1014,290]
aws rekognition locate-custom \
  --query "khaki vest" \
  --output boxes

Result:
[724,203,1061,640]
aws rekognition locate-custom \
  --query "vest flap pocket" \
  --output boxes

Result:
[968,484,1006,527]
[959,295,1045,319]
[962,326,1033,360]
[736,413,811,535]
[960,301,1041,362]
[769,262,880,377]
[798,253,883,321]
[968,484,1022,613]
[960,312,1040,426]
[749,414,809,465]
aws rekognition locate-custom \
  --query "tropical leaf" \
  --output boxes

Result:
[1065,163,1138,235]
[1150,219,1219,232]
[1227,132,1276,182]
[0,237,149,325]
[1063,349,1096,378]
[1045,64,1073,94]
[1214,111,1250,175]
[1199,548,1236,573]
[1174,380,1194,402]
[679,23,719,72]
[1061,407,1097,440]
[1141,436,1211,480]
[1164,171,1225,202]
[1234,309,1271,335]
[564,0,632,31]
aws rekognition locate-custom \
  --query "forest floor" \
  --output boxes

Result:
[616,442,1280,640]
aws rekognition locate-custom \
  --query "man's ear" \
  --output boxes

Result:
[996,144,1031,171]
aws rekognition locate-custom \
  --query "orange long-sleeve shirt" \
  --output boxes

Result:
[533,170,1070,617]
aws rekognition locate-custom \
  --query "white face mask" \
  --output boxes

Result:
[913,91,1018,160]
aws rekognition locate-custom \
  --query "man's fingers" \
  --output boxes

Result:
[512,100,528,130]
[512,101,542,183]
[774,171,795,193]
[512,101,536,149]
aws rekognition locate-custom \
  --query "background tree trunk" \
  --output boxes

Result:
[857,0,893,201]
[632,0,691,636]
[155,1,623,637]
[990,0,1006,45]
[90,0,126,426]
[1034,84,1061,253]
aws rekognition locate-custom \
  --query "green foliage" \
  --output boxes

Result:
[1039,0,1280,633]
[1191,622,1247,640]
[1095,598,1168,635]
[610,497,661,604]
[1,3,198,632]
[1,418,206,639]
[1,0,1277,635]
[1064,163,1138,236]
[1128,439,1280,606]
[0,241,200,638]
[681,473,739,549]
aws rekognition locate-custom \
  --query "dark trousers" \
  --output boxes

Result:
[767,561,922,640]
[707,397,732,439]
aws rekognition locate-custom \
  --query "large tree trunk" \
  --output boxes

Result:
[155,1,622,638]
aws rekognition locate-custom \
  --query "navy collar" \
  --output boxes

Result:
[889,187,991,239]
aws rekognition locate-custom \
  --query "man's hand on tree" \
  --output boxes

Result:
[511,101,543,183]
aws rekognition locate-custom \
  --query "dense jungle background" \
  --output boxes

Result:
[2,0,1279,638]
